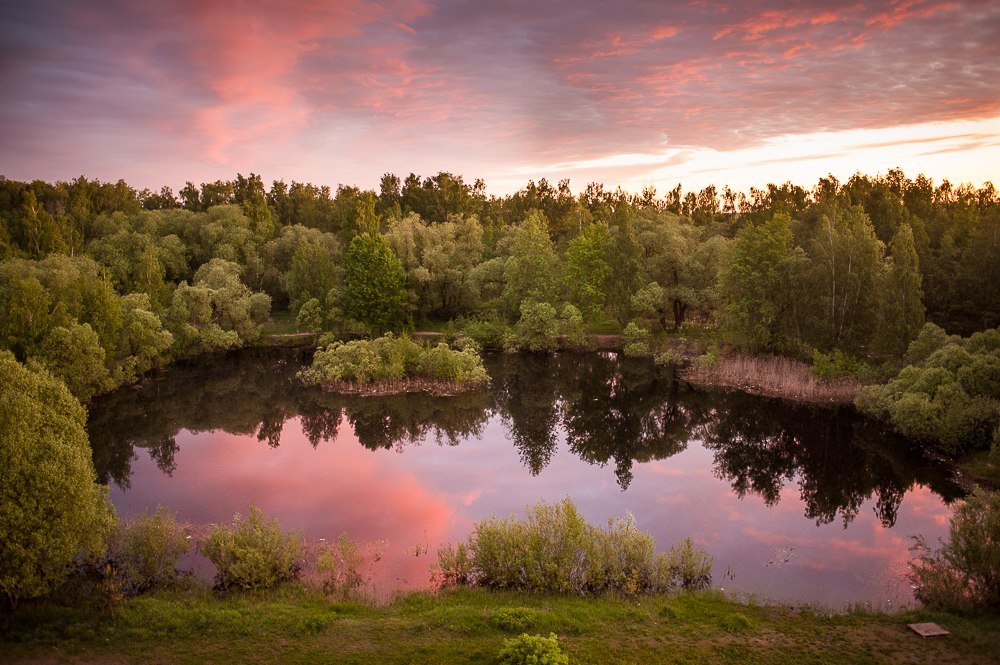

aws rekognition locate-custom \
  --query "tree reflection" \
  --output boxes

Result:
[88,348,963,526]
[701,394,963,527]
[489,354,561,475]
[560,355,704,489]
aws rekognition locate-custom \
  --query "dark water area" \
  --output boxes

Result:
[87,348,964,608]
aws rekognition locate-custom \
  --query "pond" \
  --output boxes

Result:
[87,348,963,609]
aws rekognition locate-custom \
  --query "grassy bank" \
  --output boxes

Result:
[3,587,998,664]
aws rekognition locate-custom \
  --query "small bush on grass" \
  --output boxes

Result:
[201,504,302,591]
[113,506,190,594]
[498,633,568,665]
[909,487,1000,612]
[490,607,539,632]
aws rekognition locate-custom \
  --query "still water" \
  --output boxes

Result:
[87,348,963,609]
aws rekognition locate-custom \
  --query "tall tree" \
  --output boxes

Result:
[720,213,801,351]
[342,233,408,332]
[881,224,924,355]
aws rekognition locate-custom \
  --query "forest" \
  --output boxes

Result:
[0,169,998,454]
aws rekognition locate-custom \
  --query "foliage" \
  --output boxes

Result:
[622,321,652,357]
[315,534,366,600]
[497,633,569,665]
[435,498,711,595]
[166,258,271,356]
[909,488,1000,612]
[461,314,511,349]
[881,223,925,355]
[564,221,612,319]
[0,351,115,606]
[490,607,539,632]
[507,300,560,352]
[298,334,487,392]
[200,504,303,591]
[811,349,870,381]
[857,324,1000,455]
[113,506,190,594]
[34,321,109,401]
[342,233,408,333]
[720,213,800,352]
[499,210,563,316]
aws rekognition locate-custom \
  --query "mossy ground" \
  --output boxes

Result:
[3,587,998,664]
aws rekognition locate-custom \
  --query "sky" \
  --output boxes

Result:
[1,0,997,196]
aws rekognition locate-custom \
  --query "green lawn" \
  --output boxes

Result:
[3,587,998,664]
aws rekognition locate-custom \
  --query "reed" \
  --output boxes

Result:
[683,353,861,404]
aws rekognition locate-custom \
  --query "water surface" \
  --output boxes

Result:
[88,349,962,608]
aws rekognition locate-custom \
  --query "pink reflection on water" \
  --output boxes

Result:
[112,414,954,608]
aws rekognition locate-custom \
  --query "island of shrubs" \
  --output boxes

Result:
[297,333,488,395]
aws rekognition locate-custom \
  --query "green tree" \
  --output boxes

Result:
[805,204,885,352]
[342,233,408,333]
[35,322,109,402]
[500,210,562,317]
[564,221,612,319]
[0,352,114,606]
[720,213,801,351]
[881,223,925,356]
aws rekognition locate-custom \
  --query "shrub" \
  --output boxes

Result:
[490,607,539,632]
[437,498,711,595]
[114,506,190,593]
[657,537,713,590]
[201,504,302,591]
[909,488,1000,612]
[298,334,487,393]
[856,324,1000,456]
[462,315,510,349]
[315,534,365,599]
[509,300,560,352]
[558,304,589,350]
[497,633,568,665]
[811,349,870,381]
[0,352,115,607]
[622,321,651,357]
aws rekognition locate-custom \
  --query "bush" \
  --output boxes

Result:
[114,506,190,593]
[298,334,488,393]
[490,607,539,632]
[622,321,651,357]
[811,349,870,381]
[315,534,365,599]
[201,504,302,591]
[658,537,714,590]
[436,498,711,595]
[462,315,510,349]
[0,352,115,607]
[508,300,560,352]
[497,633,568,665]
[856,324,1000,456]
[909,488,1000,612]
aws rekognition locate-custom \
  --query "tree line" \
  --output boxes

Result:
[0,168,997,405]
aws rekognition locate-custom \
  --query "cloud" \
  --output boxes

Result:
[0,0,996,192]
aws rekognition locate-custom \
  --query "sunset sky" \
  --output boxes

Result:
[1,0,997,196]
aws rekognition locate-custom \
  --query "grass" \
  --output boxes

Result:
[957,449,1000,488]
[260,310,304,336]
[3,586,999,664]
[684,353,862,405]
